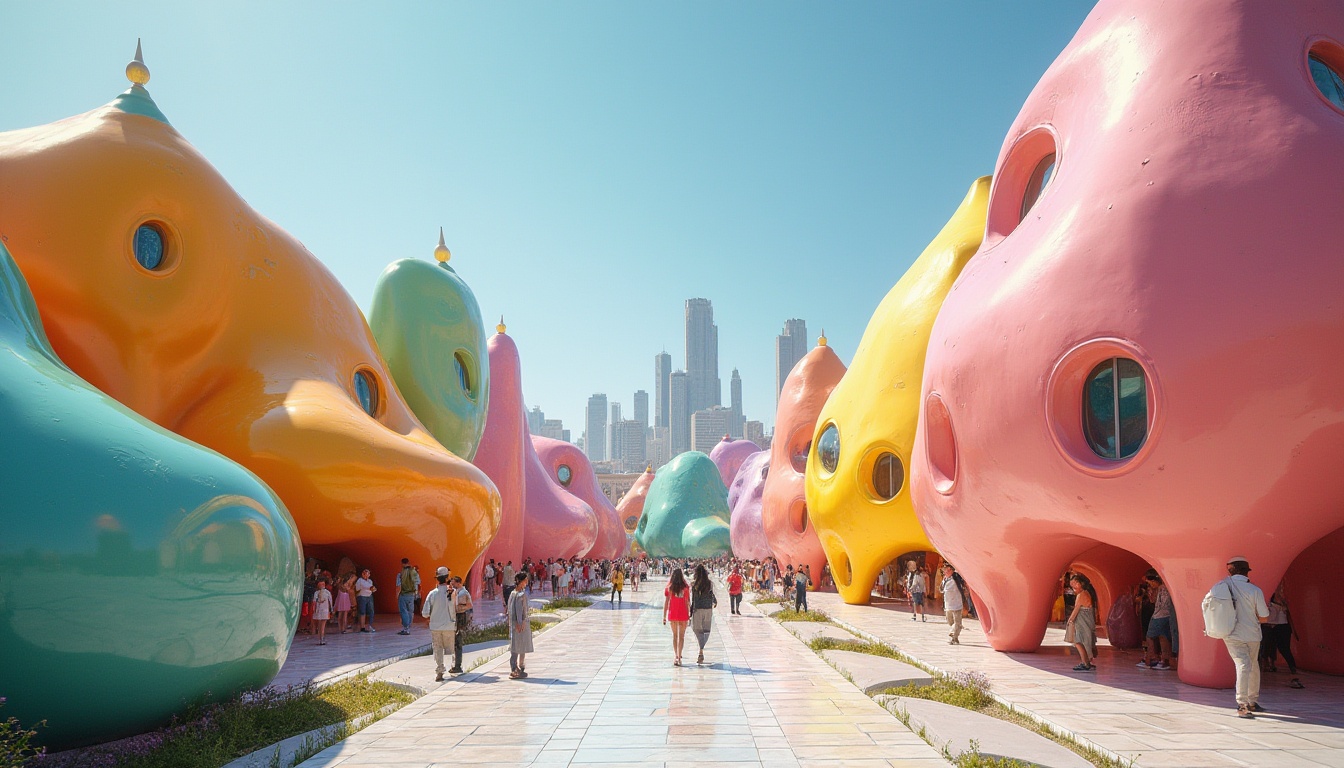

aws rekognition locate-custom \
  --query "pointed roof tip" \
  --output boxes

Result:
[434,227,451,264]
[496,315,507,334]
[126,38,150,86]
[818,328,828,347]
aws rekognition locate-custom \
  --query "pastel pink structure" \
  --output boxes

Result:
[763,344,845,576]
[532,435,626,560]
[476,328,598,565]
[617,469,655,553]
[728,451,772,561]
[709,436,762,489]
[911,0,1344,687]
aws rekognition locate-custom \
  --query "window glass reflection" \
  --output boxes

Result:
[1083,358,1147,460]
[1310,55,1344,111]
[135,224,165,270]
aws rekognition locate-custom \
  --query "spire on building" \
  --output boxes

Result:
[496,316,506,334]
[114,39,169,124]
[434,227,452,265]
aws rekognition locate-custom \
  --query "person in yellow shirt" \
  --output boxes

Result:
[610,564,625,607]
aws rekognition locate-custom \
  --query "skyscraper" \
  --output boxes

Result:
[729,369,744,438]
[614,420,647,472]
[585,394,608,462]
[691,406,733,454]
[609,402,623,461]
[654,351,671,429]
[744,420,767,448]
[669,370,690,455]
[526,405,545,435]
[633,390,649,429]
[685,298,721,413]
[776,318,809,401]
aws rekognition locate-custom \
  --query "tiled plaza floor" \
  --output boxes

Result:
[808,590,1344,768]
[297,578,944,767]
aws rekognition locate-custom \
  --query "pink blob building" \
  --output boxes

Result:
[532,435,626,560]
[709,436,763,489]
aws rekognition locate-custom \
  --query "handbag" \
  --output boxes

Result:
[1064,622,1076,644]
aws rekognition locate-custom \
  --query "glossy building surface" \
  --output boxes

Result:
[0,84,500,614]
[805,178,987,604]
[728,450,773,560]
[476,326,528,569]
[0,242,302,748]
[616,468,655,556]
[763,342,845,576]
[635,452,732,558]
[533,435,626,560]
[911,0,1344,687]
[709,436,762,489]
[369,248,490,462]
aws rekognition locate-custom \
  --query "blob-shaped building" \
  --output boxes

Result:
[728,450,773,561]
[763,338,845,576]
[636,452,732,558]
[0,49,500,613]
[0,240,303,748]
[617,466,655,555]
[709,436,762,489]
[804,178,987,604]
[533,435,626,560]
[911,0,1344,687]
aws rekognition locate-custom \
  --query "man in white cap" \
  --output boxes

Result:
[420,566,457,682]
[1212,556,1269,718]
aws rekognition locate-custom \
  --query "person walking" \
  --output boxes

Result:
[1066,573,1098,671]
[664,568,691,666]
[1261,585,1299,681]
[940,564,967,645]
[793,565,811,613]
[508,573,533,679]
[312,579,332,645]
[450,575,473,674]
[610,564,625,606]
[483,560,497,601]
[395,558,419,635]
[727,566,744,615]
[905,561,928,622]
[1212,556,1269,718]
[355,568,377,633]
[420,567,456,682]
[501,561,516,605]
[335,572,354,634]
[1139,569,1175,670]
[690,565,718,664]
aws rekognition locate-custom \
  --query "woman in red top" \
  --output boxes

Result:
[727,567,745,615]
[664,568,691,666]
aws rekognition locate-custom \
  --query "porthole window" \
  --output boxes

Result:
[1083,358,1147,460]
[1310,53,1344,111]
[354,369,380,418]
[557,465,572,487]
[453,351,473,396]
[1020,154,1056,221]
[791,441,811,473]
[870,452,904,500]
[134,223,166,270]
[791,502,808,534]
[817,424,840,474]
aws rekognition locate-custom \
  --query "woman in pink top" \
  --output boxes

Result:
[664,569,691,666]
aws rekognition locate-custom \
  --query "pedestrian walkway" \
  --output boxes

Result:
[808,590,1344,768]
[297,578,944,767]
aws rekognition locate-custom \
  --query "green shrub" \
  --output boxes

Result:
[542,597,591,611]
[773,608,830,623]
[0,698,43,767]
[883,670,995,711]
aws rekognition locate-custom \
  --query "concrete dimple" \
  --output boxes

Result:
[296,578,943,767]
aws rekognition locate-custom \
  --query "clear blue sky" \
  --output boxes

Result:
[3,2,1096,438]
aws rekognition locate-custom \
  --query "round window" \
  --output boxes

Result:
[354,370,380,417]
[869,452,904,501]
[453,351,473,396]
[1310,53,1344,111]
[1082,358,1147,460]
[134,223,166,270]
[1020,153,1056,221]
[557,465,572,487]
[790,441,811,473]
[816,423,840,474]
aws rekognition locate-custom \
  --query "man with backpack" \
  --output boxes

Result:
[1205,556,1269,719]
[395,558,421,635]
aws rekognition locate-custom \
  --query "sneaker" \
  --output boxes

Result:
[397,630,410,636]
[1153,661,1172,670]
[1250,703,1265,713]
[435,673,444,682]
[1237,706,1255,719]
[360,628,372,633]
[449,667,463,674]
[1136,660,1154,668]
[1072,663,1093,672]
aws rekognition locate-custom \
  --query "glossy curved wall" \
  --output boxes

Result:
[805,178,988,604]
[635,452,731,558]
[617,469,655,555]
[476,330,528,570]
[709,437,762,489]
[728,450,773,560]
[911,0,1344,687]
[369,257,490,462]
[0,91,501,614]
[0,242,303,748]
[533,435,626,560]
[763,344,845,575]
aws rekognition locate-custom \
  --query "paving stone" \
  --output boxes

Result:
[821,649,933,694]
[877,695,1092,768]
[779,621,857,644]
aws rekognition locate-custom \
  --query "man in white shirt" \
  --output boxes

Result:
[420,566,457,682]
[450,576,473,674]
[1212,556,1270,718]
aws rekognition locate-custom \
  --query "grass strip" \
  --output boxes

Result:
[772,608,830,623]
[541,597,591,611]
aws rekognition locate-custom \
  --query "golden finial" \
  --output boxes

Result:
[645,463,653,473]
[126,39,150,87]
[818,329,828,347]
[496,315,506,334]
[434,227,451,263]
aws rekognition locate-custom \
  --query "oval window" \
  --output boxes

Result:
[1310,53,1344,111]
[816,424,840,474]
[791,501,808,534]
[1020,154,1056,221]
[354,370,380,417]
[134,223,166,270]
[870,452,904,501]
[453,351,473,396]
[557,465,573,487]
[1083,358,1147,460]
[791,441,811,473]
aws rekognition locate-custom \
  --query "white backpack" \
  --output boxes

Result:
[1201,578,1240,639]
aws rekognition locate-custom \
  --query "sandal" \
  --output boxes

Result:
[509,671,522,679]
[1072,663,1092,671]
